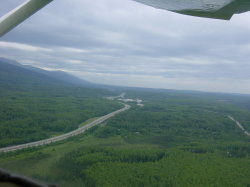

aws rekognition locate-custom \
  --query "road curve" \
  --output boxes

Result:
[227,115,250,137]
[0,103,130,153]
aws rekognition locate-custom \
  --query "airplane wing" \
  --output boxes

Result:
[1,0,250,37]
[0,0,53,37]
[133,0,250,20]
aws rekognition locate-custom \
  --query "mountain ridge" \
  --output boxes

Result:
[0,57,95,87]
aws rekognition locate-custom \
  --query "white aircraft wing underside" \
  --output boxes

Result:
[134,0,234,12]
[133,0,250,20]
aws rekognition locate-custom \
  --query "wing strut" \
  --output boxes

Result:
[0,0,53,37]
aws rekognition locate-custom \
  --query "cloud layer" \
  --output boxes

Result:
[1,0,250,94]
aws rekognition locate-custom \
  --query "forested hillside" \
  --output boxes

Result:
[0,59,122,147]
[0,58,93,86]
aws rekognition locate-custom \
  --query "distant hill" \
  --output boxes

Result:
[0,57,95,87]
[0,58,62,86]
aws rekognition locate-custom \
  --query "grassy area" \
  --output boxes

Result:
[79,117,100,128]
[0,135,130,185]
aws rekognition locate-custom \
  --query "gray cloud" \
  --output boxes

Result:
[1,0,250,94]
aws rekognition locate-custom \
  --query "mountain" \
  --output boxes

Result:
[0,59,62,87]
[0,57,95,87]
[23,65,94,86]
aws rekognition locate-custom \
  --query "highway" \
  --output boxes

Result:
[228,115,250,137]
[0,103,130,153]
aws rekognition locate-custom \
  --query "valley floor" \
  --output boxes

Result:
[0,90,250,186]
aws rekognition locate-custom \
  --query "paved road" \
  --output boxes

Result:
[228,115,250,137]
[0,103,130,153]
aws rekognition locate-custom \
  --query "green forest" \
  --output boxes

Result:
[0,89,249,186]
[0,84,122,147]
[0,60,122,147]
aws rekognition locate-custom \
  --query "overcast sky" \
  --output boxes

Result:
[1,0,250,94]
